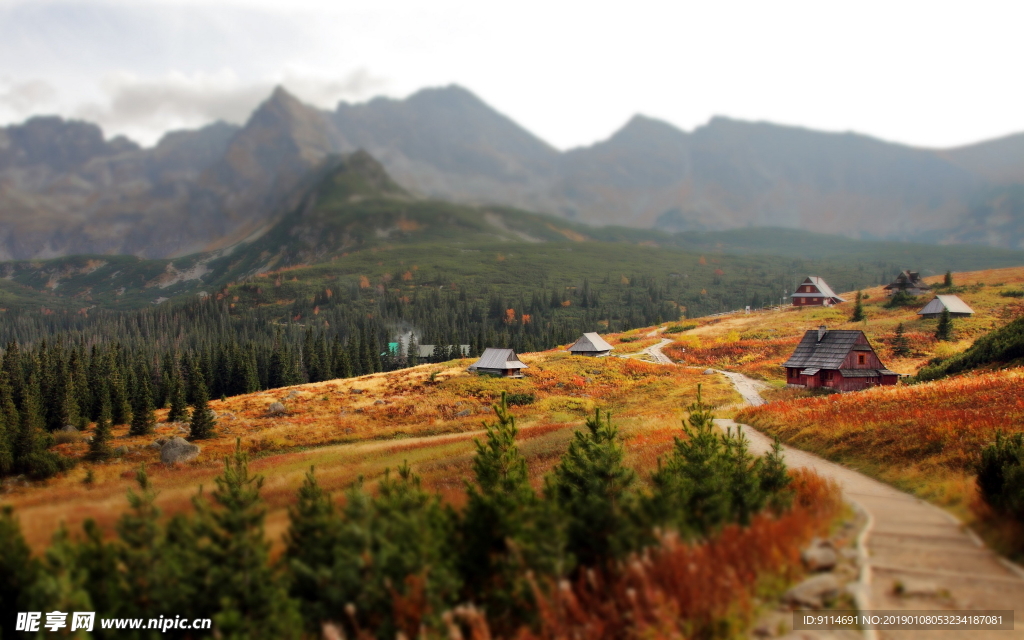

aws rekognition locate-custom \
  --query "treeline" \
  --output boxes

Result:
[0,392,810,639]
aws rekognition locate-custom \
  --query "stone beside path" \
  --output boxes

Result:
[715,370,1024,640]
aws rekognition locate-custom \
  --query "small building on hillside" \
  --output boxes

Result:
[568,332,614,357]
[418,344,471,359]
[917,295,975,319]
[883,270,930,297]
[791,276,846,307]
[783,326,898,391]
[468,348,528,377]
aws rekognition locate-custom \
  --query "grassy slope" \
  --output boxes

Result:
[2,331,738,551]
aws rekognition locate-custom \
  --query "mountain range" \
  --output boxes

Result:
[2,84,1024,260]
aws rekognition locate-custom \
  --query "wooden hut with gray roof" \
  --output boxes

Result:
[568,332,614,357]
[468,348,528,378]
[783,326,898,391]
[917,295,975,319]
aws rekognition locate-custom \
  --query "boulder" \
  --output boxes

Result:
[802,539,838,572]
[703,368,717,375]
[350,388,365,394]
[455,409,472,417]
[784,574,840,609]
[894,578,940,598]
[374,400,385,405]
[267,402,287,416]
[59,425,79,433]
[113,446,129,457]
[160,437,200,464]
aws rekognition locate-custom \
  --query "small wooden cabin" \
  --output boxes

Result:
[568,332,614,357]
[783,326,898,391]
[883,270,929,296]
[791,276,845,307]
[917,295,975,319]
[468,348,528,378]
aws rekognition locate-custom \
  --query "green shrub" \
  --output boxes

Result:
[1000,289,1024,298]
[884,290,919,308]
[665,323,697,334]
[504,392,535,406]
[977,431,1024,522]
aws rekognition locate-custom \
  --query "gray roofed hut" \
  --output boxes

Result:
[791,276,846,307]
[568,332,614,357]
[917,295,975,319]
[783,326,898,391]
[468,348,528,377]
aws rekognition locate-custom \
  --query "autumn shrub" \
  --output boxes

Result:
[666,322,698,333]
[505,393,535,406]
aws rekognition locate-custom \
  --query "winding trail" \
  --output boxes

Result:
[715,370,1024,640]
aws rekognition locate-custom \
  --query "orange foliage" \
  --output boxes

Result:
[402,271,413,281]
[359,275,371,289]
[736,370,1024,473]
[505,308,516,324]
[517,469,840,640]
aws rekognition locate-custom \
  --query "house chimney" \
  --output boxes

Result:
[817,325,827,341]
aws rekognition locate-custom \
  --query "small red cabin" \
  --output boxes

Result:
[791,276,845,307]
[783,327,898,392]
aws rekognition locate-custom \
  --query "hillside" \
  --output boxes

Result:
[5,86,1024,260]
[4,151,1024,318]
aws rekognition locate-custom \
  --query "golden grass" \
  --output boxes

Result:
[3,327,739,551]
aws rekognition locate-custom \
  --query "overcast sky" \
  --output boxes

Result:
[1,0,1021,149]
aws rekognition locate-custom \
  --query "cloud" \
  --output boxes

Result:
[74,68,388,145]
[0,78,59,115]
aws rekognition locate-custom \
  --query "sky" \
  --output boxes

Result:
[0,0,1021,150]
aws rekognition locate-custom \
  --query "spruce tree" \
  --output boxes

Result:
[188,376,216,441]
[129,363,156,436]
[944,270,954,288]
[167,361,189,422]
[0,372,17,476]
[0,506,42,639]
[407,334,419,367]
[108,351,132,426]
[851,290,865,322]
[115,466,163,620]
[548,408,637,567]
[461,393,565,630]
[89,390,113,463]
[936,307,954,342]
[285,467,338,628]
[194,441,300,637]
[892,322,911,357]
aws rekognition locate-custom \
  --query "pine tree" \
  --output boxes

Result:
[892,322,911,357]
[167,360,189,423]
[936,308,954,342]
[285,467,338,628]
[194,441,300,637]
[188,376,216,441]
[0,372,17,476]
[115,466,163,620]
[461,393,565,630]
[0,506,42,638]
[944,270,954,288]
[851,290,865,322]
[407,333,419,367]
[130,363,156,436]
[548,408,637,567]
[89,389,113,463]
[108,351,132,426]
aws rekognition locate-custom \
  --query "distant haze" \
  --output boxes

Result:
[0,0,1022,149]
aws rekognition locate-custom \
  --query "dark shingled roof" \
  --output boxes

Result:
[839,368,897,378]
[783,330,865,370]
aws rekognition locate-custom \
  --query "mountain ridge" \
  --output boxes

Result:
[2,84,1024,259]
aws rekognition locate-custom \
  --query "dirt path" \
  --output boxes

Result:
[642,337,674,364]
[716,370,1024,640]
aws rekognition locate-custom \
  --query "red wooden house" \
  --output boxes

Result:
[791,276,845,307]
[783,326,899,391]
